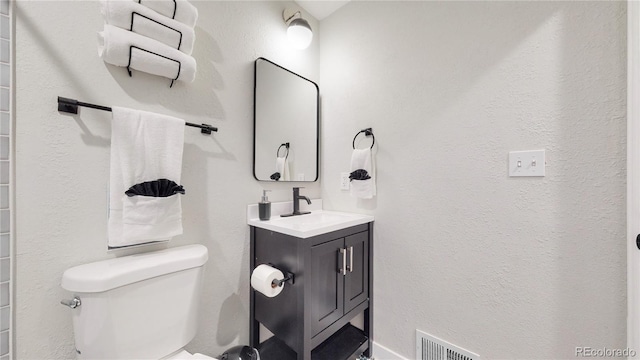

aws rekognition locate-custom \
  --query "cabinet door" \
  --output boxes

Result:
[344,231,369,314]
[310,238,345,336]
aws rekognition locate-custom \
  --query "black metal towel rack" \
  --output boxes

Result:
[127,11,183,88]
[130,12,183,51]
[138,0,177,19]
[352,128,375,149]
[57,96,218,135]
[127,46,182,88]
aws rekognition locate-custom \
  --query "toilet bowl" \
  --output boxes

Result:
[61,245,216,360]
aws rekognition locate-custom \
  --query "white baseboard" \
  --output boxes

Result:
[372,342,409,360]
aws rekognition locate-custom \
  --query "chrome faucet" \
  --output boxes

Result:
[281,187,311,217]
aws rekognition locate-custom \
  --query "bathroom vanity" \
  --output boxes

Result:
[248,204,373,360]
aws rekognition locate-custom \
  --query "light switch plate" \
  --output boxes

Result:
[509,150,545,177]
[340,172,350,190]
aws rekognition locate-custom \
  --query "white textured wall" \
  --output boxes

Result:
[319,2,627,359]
[14,1,319,358]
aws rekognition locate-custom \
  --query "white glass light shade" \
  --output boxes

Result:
[287,18,313,50]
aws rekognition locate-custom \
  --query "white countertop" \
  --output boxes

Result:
[247,199,374,238]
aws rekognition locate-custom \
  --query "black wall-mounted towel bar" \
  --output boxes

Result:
[57,96,218,135]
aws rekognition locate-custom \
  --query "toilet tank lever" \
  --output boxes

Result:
[60,296,81,309]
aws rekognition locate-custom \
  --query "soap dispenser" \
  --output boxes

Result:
[259,190,271,221]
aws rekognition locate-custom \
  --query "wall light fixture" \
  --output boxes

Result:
[283,9,313,50]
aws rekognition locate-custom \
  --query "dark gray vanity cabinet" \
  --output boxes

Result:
[310,231,369,336]
[250,222,373,360]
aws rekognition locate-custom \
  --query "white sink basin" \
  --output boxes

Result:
[248,210,374,238]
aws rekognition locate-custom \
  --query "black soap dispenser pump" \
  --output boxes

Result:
[259,190,271,221]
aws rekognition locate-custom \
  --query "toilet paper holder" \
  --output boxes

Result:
[269,264,295,288]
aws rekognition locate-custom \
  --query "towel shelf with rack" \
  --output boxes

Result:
[127,45,182,88]
[57,96,218,135]
[129,12,184,51]
[127,12,184,88]
[138,0,178,20]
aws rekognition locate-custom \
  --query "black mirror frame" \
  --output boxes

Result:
[253,57,320,182]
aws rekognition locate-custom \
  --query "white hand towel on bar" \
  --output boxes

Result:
[276,156,290,181]
[137,0,198,28]
[108,107,185,248]
[100,0,196,55]
[350,148,376,199]
[98,24,196,83]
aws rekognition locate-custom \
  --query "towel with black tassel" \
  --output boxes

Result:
[349,148,376,199]
[108,107,186,248]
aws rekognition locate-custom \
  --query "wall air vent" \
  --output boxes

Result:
[416,329,480,360]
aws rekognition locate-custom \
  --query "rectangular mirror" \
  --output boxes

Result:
[253,58,319,182]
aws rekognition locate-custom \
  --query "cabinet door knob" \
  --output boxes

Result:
[347,246,353,273]
[339,248,347,275]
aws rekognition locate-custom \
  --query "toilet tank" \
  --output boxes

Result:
[61,245,208,360]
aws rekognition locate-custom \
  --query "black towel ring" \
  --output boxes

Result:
[352,128,375,149]
[277,143,290,160]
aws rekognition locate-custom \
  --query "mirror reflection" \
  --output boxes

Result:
[253,58,319,182]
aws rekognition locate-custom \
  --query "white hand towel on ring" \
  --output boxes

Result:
[276,156,290,181]
[349,148,376,199]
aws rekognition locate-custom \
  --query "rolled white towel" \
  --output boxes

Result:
[100,0,196,55]
[137,0,198,28]
[98,24,196,83]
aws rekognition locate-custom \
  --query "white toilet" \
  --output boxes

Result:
[61,244,216,360]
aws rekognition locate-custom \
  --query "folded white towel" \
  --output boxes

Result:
[349,148,376,199]
[276,156,290,181]
[137,0,198,28]
[108,106,186,248]
[98,24,196,83]
[100,0,196,55]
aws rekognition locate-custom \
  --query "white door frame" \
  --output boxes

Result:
[629,1,640,358]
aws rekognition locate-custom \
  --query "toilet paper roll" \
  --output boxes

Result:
[251,264,285,298]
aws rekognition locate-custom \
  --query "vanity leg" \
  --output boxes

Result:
[250,298,259,349]
[364,307,372,357]
[297,334,312,360]
[364,223,374,357]
[250,227,260,349]
[296,347,311,360]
